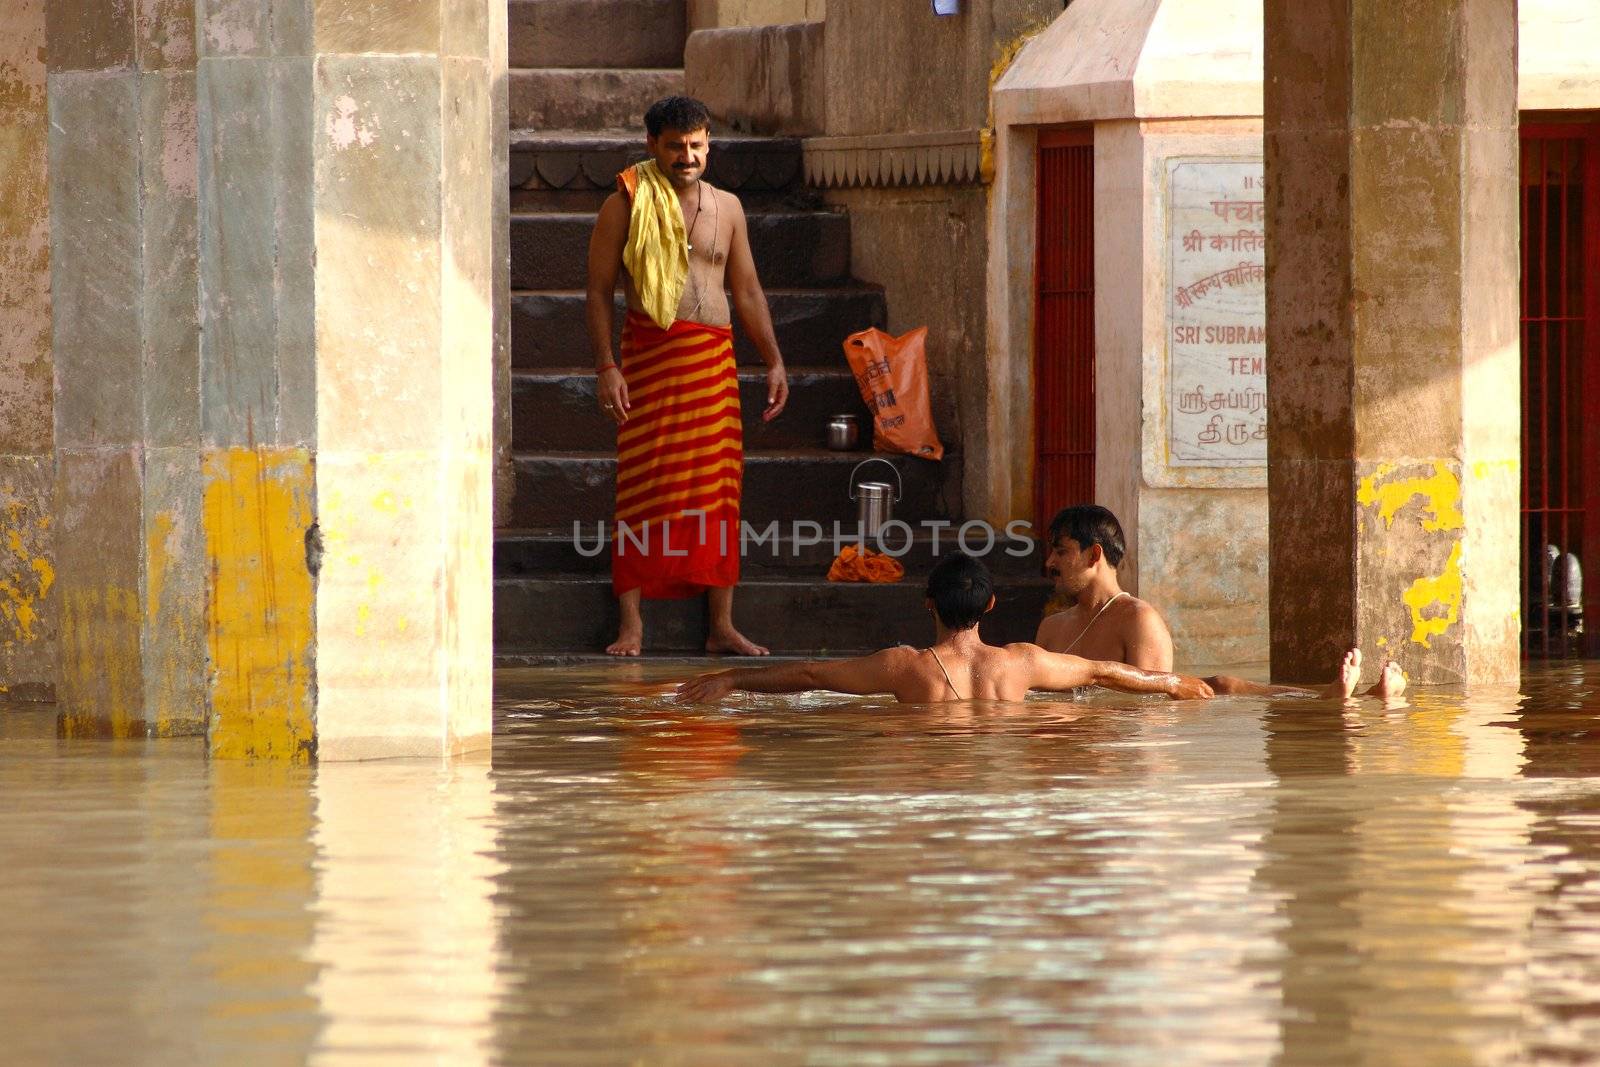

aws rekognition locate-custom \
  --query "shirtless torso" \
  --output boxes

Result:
[888,643,1058,702]
[1034,593,1174,672]
[614,181,742,327]
[675,631,1216,705]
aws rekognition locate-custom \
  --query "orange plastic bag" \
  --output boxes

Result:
[842,326,944,461]
[826,544,905,583]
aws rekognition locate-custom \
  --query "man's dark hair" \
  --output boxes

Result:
[1046,504,1126,568]
[926,552,994,631]
[644,96,712,137]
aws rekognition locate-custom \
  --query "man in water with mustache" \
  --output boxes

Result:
[587,96,789,658]
[1033,504,1405,699]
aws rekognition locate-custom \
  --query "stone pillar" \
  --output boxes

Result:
[0,0,56,701]
[48,0,205,736]
[1264,0,1520,685]
[47,0,496,757]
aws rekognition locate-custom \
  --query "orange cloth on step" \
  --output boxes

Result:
[827,545,905,584]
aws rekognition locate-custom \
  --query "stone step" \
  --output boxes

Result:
[511,129,811,211]
[496,526,1048,578]
[493,574,1054,656]
[511,209,851,289]
[510,68,683,131]
[512,368,871,451]
[509,450,954,527]
[511,287,886,370]
[509,0,685,70]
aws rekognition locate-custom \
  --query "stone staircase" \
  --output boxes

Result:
[496,0,1049,658]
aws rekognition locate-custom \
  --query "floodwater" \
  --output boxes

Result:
[5,663,1600,1066]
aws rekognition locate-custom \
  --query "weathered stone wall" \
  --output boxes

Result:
[688,0,825,29]
[685,21,825,135]
[0,0,54,701]
[821,184,987,511]
[806,0,1057,521]
[821,0,1057,136]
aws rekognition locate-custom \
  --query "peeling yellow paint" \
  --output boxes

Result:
[57,586,143,739]
[1358,461,1464,531]
[145,507,204,736]
[1403,541,1464,648]
[204,448,316,761]
[1,505,54,651]
[1469,459,1517,481]
[979,15,1053,185]
[146,511,174,622]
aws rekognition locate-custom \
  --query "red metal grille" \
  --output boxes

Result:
[1034,128,1095,529]
[1520,123,1600,658]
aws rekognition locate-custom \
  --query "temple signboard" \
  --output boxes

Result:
[1166,158,1266,468]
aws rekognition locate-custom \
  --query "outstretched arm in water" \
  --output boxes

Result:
[1016,644,1215,700]
[676,650,901,704]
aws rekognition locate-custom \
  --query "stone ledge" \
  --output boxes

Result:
[803,129,986,189]
[686,22,825,136]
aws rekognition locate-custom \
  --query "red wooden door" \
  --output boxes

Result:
[1034,128,1095,529]
[1520,122,1600,658]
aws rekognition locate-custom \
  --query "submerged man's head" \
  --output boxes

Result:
[1044,504,1126,595]
[926,552,996,631]
[644,96,712,191]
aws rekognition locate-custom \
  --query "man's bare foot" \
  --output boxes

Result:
[706,627,769,656]
[1319,648,1362,699]
[606,624,643,657]
[1366,659,1406,700]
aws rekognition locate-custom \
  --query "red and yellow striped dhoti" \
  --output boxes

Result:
[612,311,743,599]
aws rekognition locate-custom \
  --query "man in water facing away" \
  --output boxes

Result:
[676,552,1218,704]
[1033,504,1405,699]
[677,552,1403,705]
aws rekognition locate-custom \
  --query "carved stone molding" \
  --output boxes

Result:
[510,133,804,195]
[802,129,986,189]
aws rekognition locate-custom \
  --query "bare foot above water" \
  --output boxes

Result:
[606,623,643,657]
[1367,658,1406,700]
[706,627,769,656]
[1320,648,1363,699]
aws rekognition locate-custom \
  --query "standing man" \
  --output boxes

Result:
[587,96,788,657]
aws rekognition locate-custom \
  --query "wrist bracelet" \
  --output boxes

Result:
[596,363,617,374]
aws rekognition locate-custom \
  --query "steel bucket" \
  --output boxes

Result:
[849,458,903,538]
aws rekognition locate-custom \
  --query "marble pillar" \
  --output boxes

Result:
[0,0,56,701]
[1264,0,1520,685]
[47,0,497,757]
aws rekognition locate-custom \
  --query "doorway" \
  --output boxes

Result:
[1033,128,1095,528]
[1520,121,1600,657]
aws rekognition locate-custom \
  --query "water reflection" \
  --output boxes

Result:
[1260,690,1545,1065]
[6,666,1600,1062]
[309,757,505,1065]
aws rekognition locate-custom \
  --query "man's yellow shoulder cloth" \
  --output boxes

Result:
[617,160,688,330]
